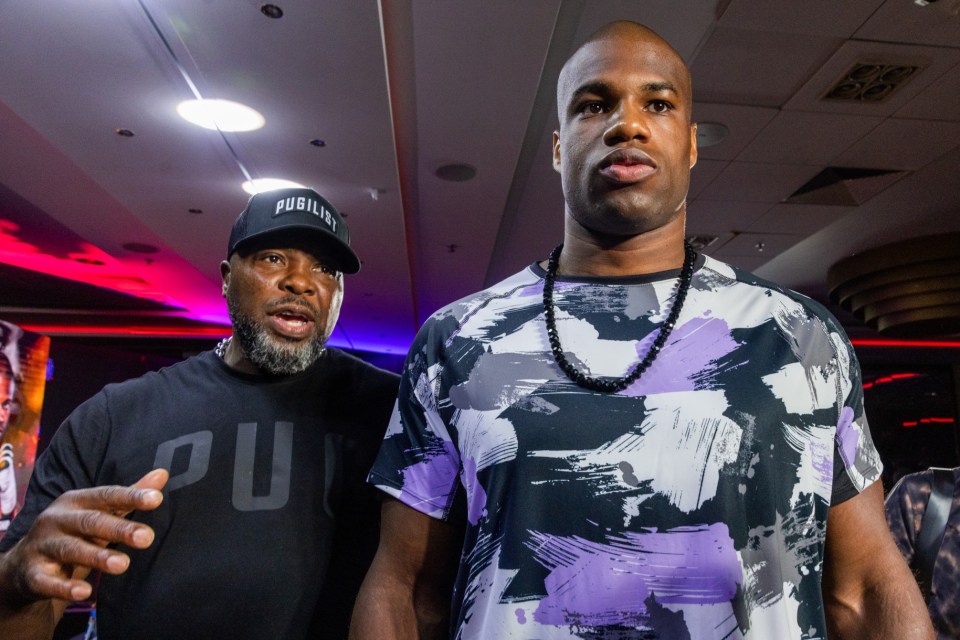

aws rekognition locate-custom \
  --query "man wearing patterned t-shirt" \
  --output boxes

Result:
[351,20,933,640]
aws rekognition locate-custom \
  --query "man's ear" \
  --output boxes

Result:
[689,123,698,169]
[220,260,231,298]
[552,131,562,174]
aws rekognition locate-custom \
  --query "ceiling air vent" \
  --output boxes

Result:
[821,62,921,103]
[785,167,909,206]
[686,235,719,251]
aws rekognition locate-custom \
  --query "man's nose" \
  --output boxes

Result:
[279,263,316,295]
[603,99,650,146]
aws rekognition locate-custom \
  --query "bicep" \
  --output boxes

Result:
[375,495,463,595]
[350,495,463,639]
[824,481,901,590]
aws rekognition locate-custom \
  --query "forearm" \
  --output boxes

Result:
[349,577,416,639]
[349,568,449,640]
[824,482,935,640]
[0,601,59,640]
[824,562,933,639]
[0,551,59,640]
[823,541,934,640]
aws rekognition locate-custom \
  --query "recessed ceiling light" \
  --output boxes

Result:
[241,178,306,195]
[260,4,283,19]
[435,163,477,182]
[123,242,159,254]
[695,122,729,148]
[176,99,265,132]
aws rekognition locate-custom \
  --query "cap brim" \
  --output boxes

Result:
[232,225,361,274]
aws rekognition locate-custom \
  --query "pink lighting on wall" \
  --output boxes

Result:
[0,219,182,308]
[15,324,230,338]
[851,339,960,348]
[902,417,956,428]
[862,372,921,390]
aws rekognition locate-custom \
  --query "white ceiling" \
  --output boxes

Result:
[1,0,958,354]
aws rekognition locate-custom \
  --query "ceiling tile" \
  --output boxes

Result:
[834,118,960,170]
[749,203,857,235]
[737,111,884,165]
[718,0,887,37]
[697,162,822,203]
[855,0,960,48]
[896,61,960,122]
[690,27,844,107]
[686,200,773,235]
[688,159,728,199]
[712,231,806,258]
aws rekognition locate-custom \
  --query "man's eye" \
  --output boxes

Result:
[317,264,339,276]
[649,100,671,113]
[580,102,605,115]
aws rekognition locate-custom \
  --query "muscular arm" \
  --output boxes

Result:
[349,496,463,640]
[822,480,934,639]
[0,469,167,639]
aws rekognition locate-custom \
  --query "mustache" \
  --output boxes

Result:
[265,296,322,318]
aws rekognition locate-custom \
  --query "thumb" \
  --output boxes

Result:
[130,468,169,509]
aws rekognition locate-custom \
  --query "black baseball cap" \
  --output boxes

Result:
[227,187,360,274]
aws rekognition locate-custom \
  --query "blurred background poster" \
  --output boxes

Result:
[1,319,50,539]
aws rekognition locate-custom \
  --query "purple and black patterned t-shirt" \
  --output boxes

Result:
[370,254,882,639]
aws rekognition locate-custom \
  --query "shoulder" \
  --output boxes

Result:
[702,256,839,320]
[699,255,852,348]
[97,350,221,402]
[317,349,400,419]
[414,266,542,346]
[322,348,399,392]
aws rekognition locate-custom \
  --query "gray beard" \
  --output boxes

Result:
[227,297,326,376]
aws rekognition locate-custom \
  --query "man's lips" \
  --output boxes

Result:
[598,148,656,184]
[266,301,318,338]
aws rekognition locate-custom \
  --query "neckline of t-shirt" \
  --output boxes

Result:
[528,250,706,285]
[206,346,333,384]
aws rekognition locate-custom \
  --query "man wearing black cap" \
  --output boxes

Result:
[0,188,399,639]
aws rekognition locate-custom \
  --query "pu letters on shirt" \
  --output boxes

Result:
[152,423,340,513]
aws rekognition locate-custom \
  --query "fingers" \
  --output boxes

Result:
[37,526,142,573]
[45,507,156,550]
[0,471,171,607]
[133,467,170,492]
[67,482,164,517]
[20,570,95,603]
[3,516,142,604]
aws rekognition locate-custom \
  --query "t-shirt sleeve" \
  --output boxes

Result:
[368,318,462,521]
[828,321,883,506]
[0,391,111,552]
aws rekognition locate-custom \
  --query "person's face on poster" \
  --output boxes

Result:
[0,373,13,435]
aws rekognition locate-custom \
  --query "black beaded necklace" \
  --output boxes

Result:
[542,242,696,393]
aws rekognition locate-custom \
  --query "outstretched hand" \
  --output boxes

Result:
[0,468,168,608]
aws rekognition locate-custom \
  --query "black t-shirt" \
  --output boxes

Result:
[1,349,399,639]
